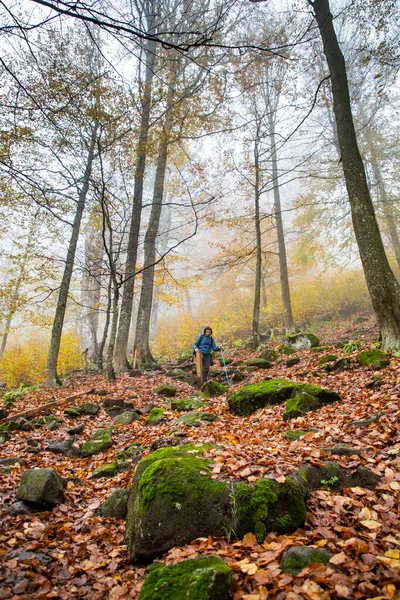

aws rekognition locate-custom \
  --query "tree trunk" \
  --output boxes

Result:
[268,113,295,333]
[114,37,157,371]
[46,125,98,385]
[80,220,103,362]
[97,275,112,373]
[252,134,262,348]
[133,64,177,364]
[312,0,400,350]
[105,281,119,382]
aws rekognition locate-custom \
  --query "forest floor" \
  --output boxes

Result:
[0,317,399,600]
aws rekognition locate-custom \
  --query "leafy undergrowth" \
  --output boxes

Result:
[0,321,399,599]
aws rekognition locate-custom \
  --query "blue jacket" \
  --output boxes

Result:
[193,334,220,355]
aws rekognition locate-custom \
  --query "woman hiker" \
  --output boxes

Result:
[193,326,222,382]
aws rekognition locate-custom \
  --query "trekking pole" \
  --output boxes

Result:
[220,349,231,386]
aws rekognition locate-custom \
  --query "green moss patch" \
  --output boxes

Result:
[139,556,232,600]
[357,348,387,366]
[171,397,207,411]
[280,546,333,576]
[81,426,113,457]
[228,379,340,417]
[284,430,310,441]
[145,408,166,426]
[201,380,228,397]
[114,411,140,425]
[77,402,100,415]
[259,349,278,362]
[246,358,272,369]
[174,412,219,427]
[318,354,337,365]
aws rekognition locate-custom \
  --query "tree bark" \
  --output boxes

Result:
[46,125,98,385]
[268,113,295,333]
[312,0,400,350]
[114,36,157,371]
[252,132,262,348]
[80,219,103,362]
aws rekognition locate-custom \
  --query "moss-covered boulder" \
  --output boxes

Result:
[286,357,300,367]
[174,412,219,427]
[201,380,228,397]
[370,359,390,370]
[259,349,278,362]
[114,411,140,425]
[145,408,166,426]
[227,379,340,417]
[278,345,295,355]
[296,461,380,493]
[177,349,194,364]
[125,445,231,561]
[125,444,308,561]
[283,387,339,421]
[166,368,189,380]
[357,348,387,367]
[81,426,113,457]
[64,408,81,418]
[91,461,119,478]
[33,416,62,426]
[284,333,320,350]
[171,397,207,411]
[280,546,333,576]
[139,556,232,600]
[17,468,65,507]
[155,384,177,397]
[246,358,272,369]
[101,489,129,519]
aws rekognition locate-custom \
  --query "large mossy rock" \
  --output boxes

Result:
[81,426,113,457]
[171,397,206,411]
[125,445,230,561]
[357,348,386,366]
[259,349,278,362]
[284,333,320,350]
[283,387,339,421]
[114,411,140,425]
[145,408,166,426]
[227,379,340,417]
[139,556,232,600]
[246,358,272,369]
[280,546,333,576]
[201,380,228,397]
[125,445,307,561]
[17,468,65,507]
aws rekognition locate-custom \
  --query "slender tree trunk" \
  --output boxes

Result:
[252,135,262,348]
[114,37,157,371]
[363,129,400,270]
[268,114,295,333]
[105,281,119,382]
[46,125,98,385]
[312,0,400,350]
[97,275,112,373]
[81,221,103,361]
[133,62,177,364]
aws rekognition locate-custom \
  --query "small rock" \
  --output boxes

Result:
[8,501,35,516]
[155,384,177,397]
[101,489,129,519]
[17,468,66,507]
[128,369,143,377]
[286,357,300,367]
[114,411,140,425]
[280,546,333,576]
[67,424,85,435]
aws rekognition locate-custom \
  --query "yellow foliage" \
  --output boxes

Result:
[0,332,83,387]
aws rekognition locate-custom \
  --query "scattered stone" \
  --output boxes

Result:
[0,408,8,420]
[365,377,381,389]
[171,397,206,411]
[201,380,228,396]
[101,489,130,519]
[284,430,310,441]
[91,461,129,479]
[351,411,386,427]
[230,370,246,382]
[284,333,320,350]
[46,438,80,457]
[103,398,126,416]
[259,349,278,362]
[155,384,176,397]
[0,457,23,467]
[116,443,144,462]
[15,417,33,431]
[114,411,140,425]
[78,402,100,415]
[174,412,219,427]
[96,390,108,396]
[145,407,166,426]
[8,501,35,516]
[0,431,10,444]
[166,368,189,380]
[242,366,257,373]
[370,359,390,370]
[64,408,81,418]
[324,357,351,372]
[150,435,188,451]
[228,379,340,417]
[286,357,300,367]
[67,423,85,436]
[17,468,66,507]
[33,416,61,427]
[321,445,366,456]
[280,546,333,576]
[246,358,273,369]
[26,439,41,453]
[278,346,295,355]
[46,421,60,431]
[81,426,113,457]
[128,369,144,377]
[142,403,158,414]
[296,461,380,492]
[139,556,232,600]
[318,354,337,365]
